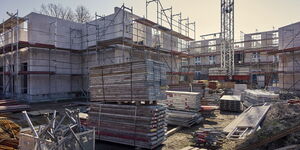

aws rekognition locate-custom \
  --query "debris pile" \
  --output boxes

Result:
[193,128,224,149]
[237,102,300,150]
[0,117,20,149]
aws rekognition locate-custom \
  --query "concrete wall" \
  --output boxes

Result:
[25,48,84,102]
[279,22,300,50]
[278,51,300,91]
[277,22,300,93]
[27,13,83,50]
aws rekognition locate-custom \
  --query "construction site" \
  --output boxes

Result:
[0,0,299,150]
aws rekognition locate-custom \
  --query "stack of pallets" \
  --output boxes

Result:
[88,104,166,149]
[164,91,202,111]
[162,90,203,127]
[87,59,167,149]
[89,60,167,102]
[220,95,242,112]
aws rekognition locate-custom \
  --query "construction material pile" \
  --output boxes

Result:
[162,91,203,127]
[164,91,202,111]
[233,84,247,95]
[208,81,222,90]
[220,95,242,112]
[193,128,224,149]
[0,100,29,113]
[19,109,95,150]
[166,110,203,127]
[168,83,205,93]
[0,117,20,150]
[202,88,223,105]
[89,60,167,102]
[87,59,167,149]
[88,103,166,149]
[237,102,300,150]
[241,90,280,107]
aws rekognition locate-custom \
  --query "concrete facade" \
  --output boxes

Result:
[190,30,279,87]
[278,22,300,94]
[0,7,191,102]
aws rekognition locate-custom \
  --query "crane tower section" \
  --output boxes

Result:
[221,0,234,79]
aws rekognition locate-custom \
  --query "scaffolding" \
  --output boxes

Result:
[0,2,196,102]
[146,0,196,83]
[0,11,23,99]
[269,26,300,96]
[189,29,279,85]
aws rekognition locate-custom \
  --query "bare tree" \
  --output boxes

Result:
[40,3,62,18]
[39,3,74,21]
[60,7,74,21]
[38,3,91,23]
[74,5,92,23]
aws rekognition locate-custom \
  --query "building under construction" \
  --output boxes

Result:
[1,1,300,150]
[189,22,300,95]
[0,3,195,102]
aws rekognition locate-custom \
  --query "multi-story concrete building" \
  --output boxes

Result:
[0,6,195,102]
[189,30,279,88]
[189,21,300,94]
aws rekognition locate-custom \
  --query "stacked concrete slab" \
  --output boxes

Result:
[87,59,167,149]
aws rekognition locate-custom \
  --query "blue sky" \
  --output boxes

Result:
[1,0,300,40]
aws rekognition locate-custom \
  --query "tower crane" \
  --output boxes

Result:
[220,0,234,80]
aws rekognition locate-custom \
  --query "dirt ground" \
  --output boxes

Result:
[2,100,240,150]
[162,110,239,150]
